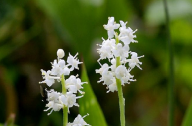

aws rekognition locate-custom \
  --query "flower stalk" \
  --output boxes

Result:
[61,74,68,126]
[115,34,125,126]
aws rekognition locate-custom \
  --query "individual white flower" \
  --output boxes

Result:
[112,43,129,60]
[60,92,83,110]
[51,59,70,76]
[39,70,60,87]
[103,17,120,38]
[51,59,64,76]
[67,114,90,126]
[115,65,127,80]
[110,58,116,72]
[119,20,128,34]
[120,70,135,85]
[44,90,63,115]
[107,78,117,93]
[57,49,65,59]
[45,101,63,115]
[126,52,144,70]
[65,75,87,94]
[98,68,114,86]
[47,89,61,102]
[97,39,116,61]
[95,63,109,75]
[67,53,82,71]
[119,21,137,44]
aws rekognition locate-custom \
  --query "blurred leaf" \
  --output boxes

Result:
[0,25,40,61]
[145,0,192,26]
[79,63,107,126]
[105,0,132,21]
[182,97,192,126]
[171,20,192,44]
[175,56,192,88]
[35,0,131,68]
[35,0,105,58]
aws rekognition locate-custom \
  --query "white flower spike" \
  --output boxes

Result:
[96,17,143,92]
[39,49,88,122]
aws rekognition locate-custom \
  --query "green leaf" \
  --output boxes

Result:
[79,63,108,126]
[182,97,192,126]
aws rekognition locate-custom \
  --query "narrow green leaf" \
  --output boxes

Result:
[182,97,192,126]
[79,63,107,126]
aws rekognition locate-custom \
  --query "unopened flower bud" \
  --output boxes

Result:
[57,49,65,58]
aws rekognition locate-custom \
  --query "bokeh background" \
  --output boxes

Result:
[0,0,192,126]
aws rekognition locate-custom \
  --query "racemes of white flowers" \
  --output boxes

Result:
[96,17,144,93]
[39,49,90,126]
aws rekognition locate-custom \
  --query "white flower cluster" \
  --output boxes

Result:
[40,49,90,125]
[96,17,144,93]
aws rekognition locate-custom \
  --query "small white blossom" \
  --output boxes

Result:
[67,114,90,126]
[98,68,114,86]
[110,58,116,72]
[60,92,83,109]
[39,70,60,87]
[57,49,65,59]
[112,43,129,60]
[115,65,127,80]
[103,17,120,38]
[65,75,87,94]
[67,53,82,71]
[119,20,137,44]
[97,39,116,61]
[126,52,144,70]
[44,90,63,115]
[121,70,135,85]
[107,78,117,93]
[96,63,109,75]
[51,59,70,76]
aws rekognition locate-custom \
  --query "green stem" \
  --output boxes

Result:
[61,74,68,126]
[115,33,125,126]
[163,0,174,126]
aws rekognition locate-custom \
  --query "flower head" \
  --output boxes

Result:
[96,17,143,92]
[40,49,87,117]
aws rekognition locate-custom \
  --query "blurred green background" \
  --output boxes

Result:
[0,0,192,126]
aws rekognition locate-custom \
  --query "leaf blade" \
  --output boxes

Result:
[79,64,108,126]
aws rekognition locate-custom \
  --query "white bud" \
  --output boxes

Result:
[57,49,65,58]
